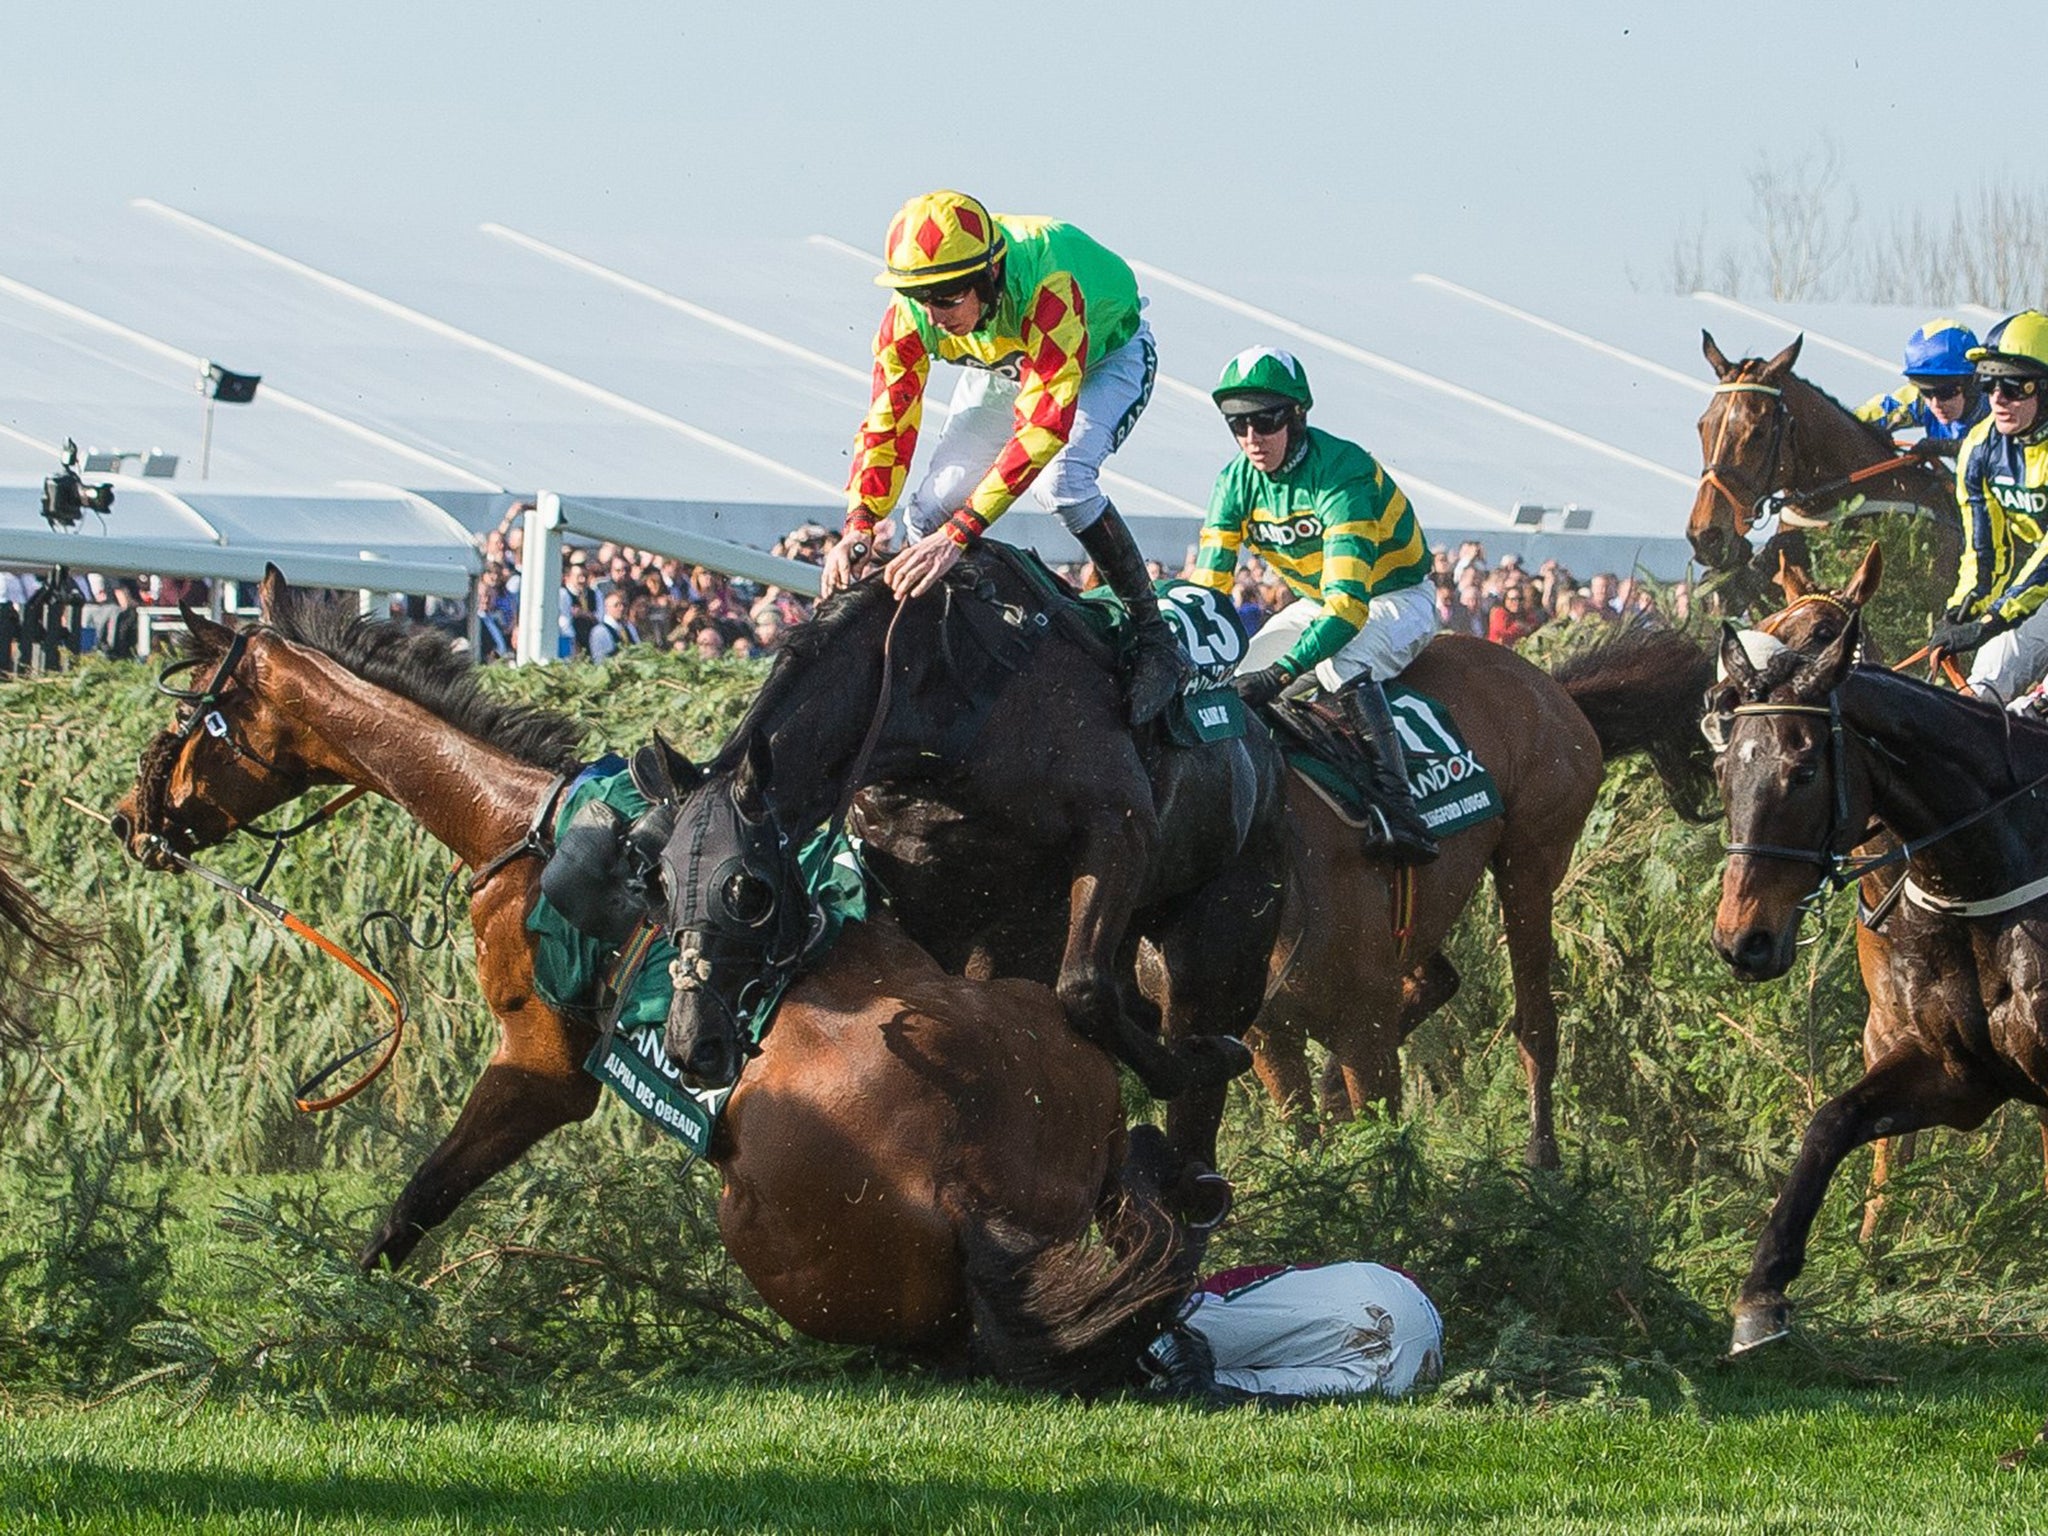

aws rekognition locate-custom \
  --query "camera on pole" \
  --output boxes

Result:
[41,439,115,530]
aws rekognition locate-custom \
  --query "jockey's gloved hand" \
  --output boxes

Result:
[1232,664,1294,708]
[1930,612,2008,656]
[1913,436,1957,459]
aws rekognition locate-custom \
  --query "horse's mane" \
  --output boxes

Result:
[206,590,588,774]
[1551,625,1719,822]
[1780,368,1896,453]
[709,579,896,775]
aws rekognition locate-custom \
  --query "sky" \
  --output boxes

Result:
[3,1,2014,302]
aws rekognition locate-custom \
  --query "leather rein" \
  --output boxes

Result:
[142,628,568,1111]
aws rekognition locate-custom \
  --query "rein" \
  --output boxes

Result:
[140,629,572,1111]
[1699,378,1930,541]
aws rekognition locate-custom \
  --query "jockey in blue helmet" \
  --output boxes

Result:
[1855,318,1989,446]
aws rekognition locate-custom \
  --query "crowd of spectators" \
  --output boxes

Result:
[1,502,1677,675]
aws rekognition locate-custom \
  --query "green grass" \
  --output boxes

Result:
[3,1369,2044,1534]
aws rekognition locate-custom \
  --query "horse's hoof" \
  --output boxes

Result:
[1185,1035,1254,1087]
[1728,1297,1792,1356]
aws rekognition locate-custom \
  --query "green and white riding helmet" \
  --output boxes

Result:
[1212,346,1314,417]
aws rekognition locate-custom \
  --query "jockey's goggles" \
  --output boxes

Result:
[1225,405,1294,438]
[907,281,979,311]
[1914,380,1967,401]
[1985,377,2042,401]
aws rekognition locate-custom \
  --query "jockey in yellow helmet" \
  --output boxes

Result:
[822,189,1190,724]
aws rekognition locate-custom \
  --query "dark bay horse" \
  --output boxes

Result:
[108,569,1211,1384]
[1709,609,2048,1352]
[1246,627,1718,1170]
[1687,332,1959,601]
[662,551,1288,1111]
[1743,545,2048,1241]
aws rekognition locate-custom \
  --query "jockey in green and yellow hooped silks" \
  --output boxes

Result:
[1927,311,2048,702]
[1855,318,1990,447]
[820,189,1191,724]
[1191,348,1441,865]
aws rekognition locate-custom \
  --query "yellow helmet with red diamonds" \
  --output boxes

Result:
[875,190,1006,290]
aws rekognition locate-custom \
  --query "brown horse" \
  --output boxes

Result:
[0,849,87,1050]
[1246,627,1718,1170]
[108,569,1211,1385]
[1686,332,1958,601]
[1708,603,2048,1352]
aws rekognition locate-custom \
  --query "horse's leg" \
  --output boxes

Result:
[1732,1051,1995,1353]
[1246,1021,1317,1135]
[1055,815,1200,1101]
[1329,955,1459,1121]
[1154,870,1281,1167]
[1494,845,1570,1170]
[361,999,600,1270]
[1858,1128,1917,1243]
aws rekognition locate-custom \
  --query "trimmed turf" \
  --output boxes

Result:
[5,1365,2046,1535]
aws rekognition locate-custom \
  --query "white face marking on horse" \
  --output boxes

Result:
[1737,741,1762,764]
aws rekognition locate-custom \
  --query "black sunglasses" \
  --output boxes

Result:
[909,283,978,311]
[1914,380,1967,402]
[1985,376,2041,401]
[1225,406,1294,437]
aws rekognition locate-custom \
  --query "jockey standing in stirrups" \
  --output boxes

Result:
[1855,318,1989,448]
[1192,348,1441,865]
[1927,311,2048,700]
[819,189,1191,723]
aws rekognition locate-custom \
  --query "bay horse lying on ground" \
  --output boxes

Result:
[1708,606,2048,1353]
[1687,332,1959,607]
[1247,626,1718,1170]
[108,568,1214,1385]
[664,550,1288,1127]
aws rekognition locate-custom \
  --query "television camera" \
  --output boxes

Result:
[42,439,115,529]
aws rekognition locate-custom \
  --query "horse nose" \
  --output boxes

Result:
[1715,925,1786,980]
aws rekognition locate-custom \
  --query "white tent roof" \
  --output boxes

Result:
[0,198,1978,582]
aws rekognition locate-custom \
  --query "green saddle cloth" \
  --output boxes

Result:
[1284,684,1503,839]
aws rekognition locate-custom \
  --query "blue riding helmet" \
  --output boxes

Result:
[1902,318,1980,380]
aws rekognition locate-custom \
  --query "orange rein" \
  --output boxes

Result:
[1698,380,1785,539]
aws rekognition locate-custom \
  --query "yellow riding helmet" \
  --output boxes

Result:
[876,190,1005,290]
[1968,310,2048,379]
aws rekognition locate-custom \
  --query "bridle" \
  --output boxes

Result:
[1716,680,2048,909]
[134,622,568,1111]
[1698,380,1791,544]
[661,780,825,1058]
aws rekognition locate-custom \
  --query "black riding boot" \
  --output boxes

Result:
[1078,506,1192,726]
[1338,677,1439,866]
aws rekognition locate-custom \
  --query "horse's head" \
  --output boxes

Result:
[1688,331,1804,571]
[655,733,816,1089]
[1704,611,1868,981]
[1756,541,1884,659]
[111,576,319,868]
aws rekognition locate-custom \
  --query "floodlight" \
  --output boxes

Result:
[142,452,179,478]
[1511,502,1549,526]
[81,451,125,473]
[1563,505,1594,531]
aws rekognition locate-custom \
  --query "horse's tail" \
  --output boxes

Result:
[1549,625,1719,823]
[960,1187,1203,1398]
[0,852,90,1050]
